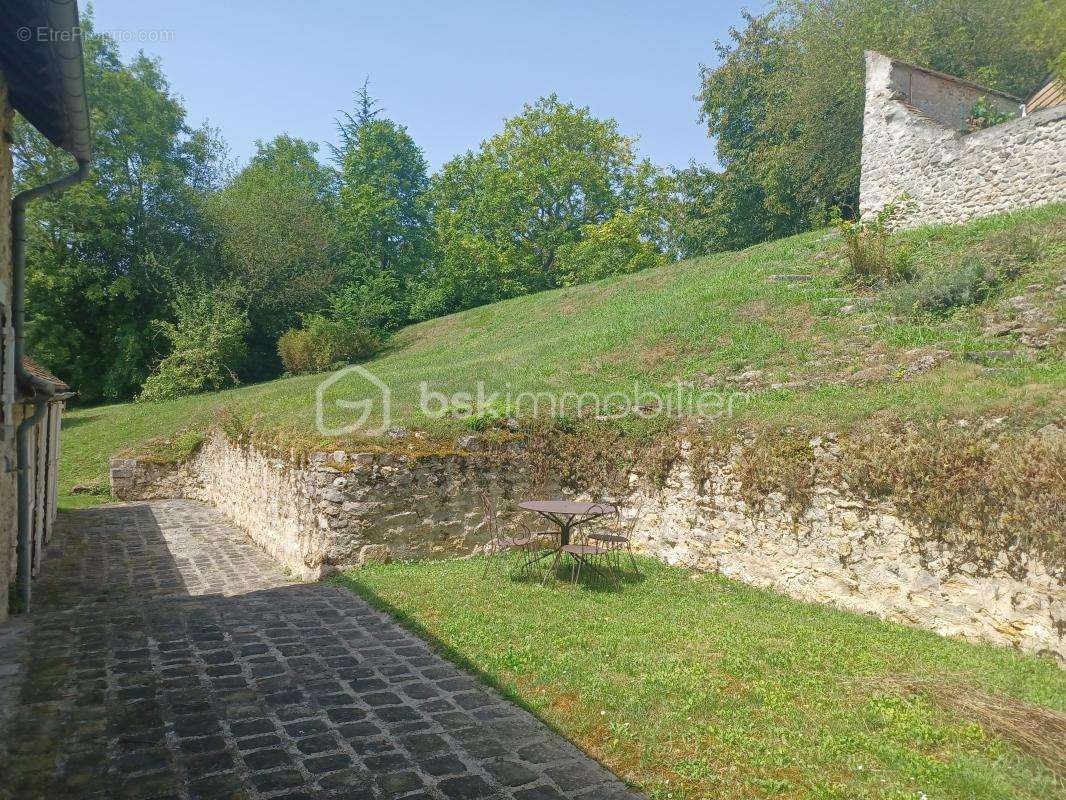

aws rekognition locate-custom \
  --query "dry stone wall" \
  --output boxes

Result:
[111,433,1065,662]
[859,50,1066,228]
[111,436,535,580]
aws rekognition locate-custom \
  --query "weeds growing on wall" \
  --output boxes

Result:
[132,401,1064,583]
[486,417,681,497]
[840,420,1065,579]
[684,418,1064,579]
[967,97,1017,131]
[123,427,206,464]
[732,431,819,523]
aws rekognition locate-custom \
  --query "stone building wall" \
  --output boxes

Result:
[1,67,14,622]
[112,433,1065,662]
[859,50,1066,227]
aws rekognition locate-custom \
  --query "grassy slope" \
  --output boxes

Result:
[59,205,1066,504]
[339,558,1066,800]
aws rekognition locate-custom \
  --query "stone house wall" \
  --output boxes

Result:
[1,66,14,622]
[859,50,1066,227]
[112,433,1065,662]
[0,68,68,621]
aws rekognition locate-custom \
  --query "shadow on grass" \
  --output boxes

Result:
[330,554,644,725]
[333,569,550,724]
[523,559,647,593]
[61,413,100,429]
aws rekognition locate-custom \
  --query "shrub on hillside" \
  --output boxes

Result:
[885,226,1044,317]
[981,224,1045,271]
[326,272,405,334]
[555,208,667,286]
[277,328,317,375]
[278,316,378,375]
[834,201,913,284]
[138,286,249,403]
[886,257,999,316]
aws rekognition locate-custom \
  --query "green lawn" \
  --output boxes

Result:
[336,557,1065,800]
[58,205,1065,506]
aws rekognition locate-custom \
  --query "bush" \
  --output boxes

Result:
[326,271,405,334]
[967,97,1016,131]
[981,224,1045,273]
[277,316,378,375]
[277,328,317,375]
[884,221,1046,317]
[138,285,249,402]
[555,208,667,286]
[834,201,912,284]
[886,257,999,316]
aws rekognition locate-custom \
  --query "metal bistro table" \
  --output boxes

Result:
[518,500,617,582]
[518,500,616,545]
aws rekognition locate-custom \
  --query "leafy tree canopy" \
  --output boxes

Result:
[208,135,339,370]
[412,95,669,318]
[138,283,249,403]
[15,14,227,402]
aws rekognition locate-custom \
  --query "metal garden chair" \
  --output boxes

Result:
[587,501,644,576]
[479,491,552,578]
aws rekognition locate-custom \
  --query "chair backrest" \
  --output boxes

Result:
[621,501,645,542]
[478,490,500,540]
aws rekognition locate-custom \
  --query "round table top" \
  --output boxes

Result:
[518,500,616,517]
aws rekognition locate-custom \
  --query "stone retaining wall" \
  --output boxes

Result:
[111,433,1065,662]
[859,50,1066,227]
[110,436,535,580]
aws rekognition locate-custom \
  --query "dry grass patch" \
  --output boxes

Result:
[875,676,1066,779]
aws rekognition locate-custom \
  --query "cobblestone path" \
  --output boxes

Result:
[0,500,640,800]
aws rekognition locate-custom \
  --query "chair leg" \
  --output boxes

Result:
[543,548,563,586]
[628,545,641,576]
[520,545,541,578]
[603,552,619,585]
[597,552,617,587]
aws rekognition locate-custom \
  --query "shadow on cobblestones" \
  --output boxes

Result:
[0,501,641,800]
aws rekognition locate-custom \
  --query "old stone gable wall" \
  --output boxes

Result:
[112,433,1065,662]
[859,50,1066,228]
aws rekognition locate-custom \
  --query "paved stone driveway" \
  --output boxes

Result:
[0,500,641,800]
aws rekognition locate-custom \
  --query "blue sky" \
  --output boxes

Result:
[89,0,756,172]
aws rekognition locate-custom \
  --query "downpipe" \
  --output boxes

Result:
[11,159,90,612]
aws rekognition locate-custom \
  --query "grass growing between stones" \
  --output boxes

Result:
[336,557,1066,800]
[58,204,1065,507]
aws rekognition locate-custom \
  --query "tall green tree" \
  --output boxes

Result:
[208,135,339,377]
[696,0,1063,252]
[413,95,669,318]
[333,85,431,329]
[662,164,723,259]
[14,15,227,402]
